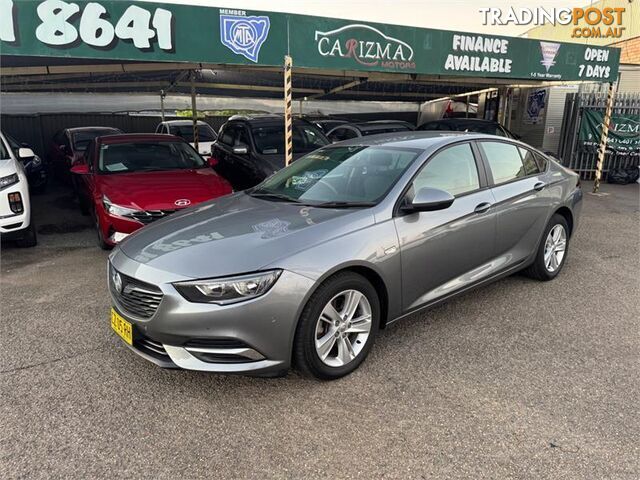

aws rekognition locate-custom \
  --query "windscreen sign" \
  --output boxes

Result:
[0,0,621,82]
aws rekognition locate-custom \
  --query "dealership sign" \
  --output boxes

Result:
[0,0,621,82]
[314,24,415,71]
[579,110,640,155]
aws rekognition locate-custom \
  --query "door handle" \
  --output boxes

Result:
[474,202,492,214]
[533,182,546,192]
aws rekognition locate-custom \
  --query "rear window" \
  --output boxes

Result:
[168,124,217,142]
[73,129,121,152]
[252,123,328,155]
[518,147,541,175]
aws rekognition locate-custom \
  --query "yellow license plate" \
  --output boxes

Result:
[111,308,132,345]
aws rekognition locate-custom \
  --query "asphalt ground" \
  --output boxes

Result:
[1,181,638,479]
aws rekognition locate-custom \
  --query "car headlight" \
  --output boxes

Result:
[102,194,140,217]
[0,173,19,190]
[174,270,282,304]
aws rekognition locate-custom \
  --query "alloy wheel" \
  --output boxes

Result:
[314,289,372,367]
[544,224,567,272]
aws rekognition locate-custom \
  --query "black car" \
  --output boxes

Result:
[210,114,329,190]
[325,121,414,143]
[5,133,48,193]
[417,118,517,138]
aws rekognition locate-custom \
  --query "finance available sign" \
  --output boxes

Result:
[0,0,621,82]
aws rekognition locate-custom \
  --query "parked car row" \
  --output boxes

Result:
[2,114,519,250]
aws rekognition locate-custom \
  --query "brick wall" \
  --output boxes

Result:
[609,36,640,65]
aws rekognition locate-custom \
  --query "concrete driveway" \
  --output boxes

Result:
[1,182,638,479]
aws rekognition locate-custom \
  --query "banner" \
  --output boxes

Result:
[524,89,546,124]
[579,109,640,155]
[0,0,621,82]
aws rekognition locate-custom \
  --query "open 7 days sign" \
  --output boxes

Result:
[0,0,621,82]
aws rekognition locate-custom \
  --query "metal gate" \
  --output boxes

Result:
[558,91,640,180]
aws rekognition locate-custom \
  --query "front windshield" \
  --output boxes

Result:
[0,137,10,160]
[98,141,206,174]
[73,129,120,152]
[250,145,420,206]
[252,123,328,155]
[169,124,217,142]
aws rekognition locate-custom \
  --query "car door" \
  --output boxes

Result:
[477,140,549,266]
[212,123,257,190]
[394,141,497,311]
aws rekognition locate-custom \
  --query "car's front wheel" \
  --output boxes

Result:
[524,213,570,281]
[294,272,379,380]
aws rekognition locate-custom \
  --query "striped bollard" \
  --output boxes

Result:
[284,55,293,166]
[593,82,616,193]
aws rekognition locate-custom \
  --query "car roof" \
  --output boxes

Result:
[162,120,209,125]
[427,118,499,125]
[97,133,184,144]
[226,114,315,127]
[67,126,122,133]
[340,121,414,132]
[329,130,514,149]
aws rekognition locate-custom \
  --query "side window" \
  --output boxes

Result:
[328,128,357,142]
[479,141,526,184]
[219,125,234,146]
[518,147,541,175]
[534,152,548,171]
[85,140,95,171]
[412,143,480,196]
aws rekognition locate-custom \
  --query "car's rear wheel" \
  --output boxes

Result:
[524,214,569,281]
[294,272,379,380]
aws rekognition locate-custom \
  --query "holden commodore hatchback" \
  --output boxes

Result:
[108,132,582,380]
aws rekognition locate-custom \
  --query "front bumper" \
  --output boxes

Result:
[109,249,316,375]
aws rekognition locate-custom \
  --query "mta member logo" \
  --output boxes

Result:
[220,12,270,63]
[314,24,415,71]
[539,41,561,72]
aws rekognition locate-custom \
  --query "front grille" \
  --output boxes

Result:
[110,266,163,319]
[125,209,177,225]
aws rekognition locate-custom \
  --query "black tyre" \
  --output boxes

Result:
[294,272,380,380]
[523,213,570,281]
[15,220,37,248]
[93,208,112,250]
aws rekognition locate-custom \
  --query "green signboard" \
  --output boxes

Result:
[0,0,621,82]
[579,110,640,155]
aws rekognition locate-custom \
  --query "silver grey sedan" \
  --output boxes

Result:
[108,132,582,379]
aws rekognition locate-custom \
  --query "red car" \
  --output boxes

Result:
[70,134,232,249]
[49,127,123,184]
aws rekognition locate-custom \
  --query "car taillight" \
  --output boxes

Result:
[8,192,23,214]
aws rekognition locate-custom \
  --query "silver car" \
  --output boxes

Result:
[108,132,582,380]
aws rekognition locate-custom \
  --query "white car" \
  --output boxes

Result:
[0,131,37,247]
[154,120,217,155]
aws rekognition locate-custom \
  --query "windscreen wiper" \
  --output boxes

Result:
[309,201,376,208]
[248,191,301,203]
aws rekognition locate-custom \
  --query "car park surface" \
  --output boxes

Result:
[0,181,637,478]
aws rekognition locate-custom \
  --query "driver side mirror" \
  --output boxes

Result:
[402,187,455,213]
[70,163,89,175]
[232,143,249,155]
[18,147,35,159]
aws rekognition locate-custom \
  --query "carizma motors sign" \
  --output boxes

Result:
[314,24,415,70]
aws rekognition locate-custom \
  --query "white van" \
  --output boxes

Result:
[155,120,217,155]
[0,131,36,247]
